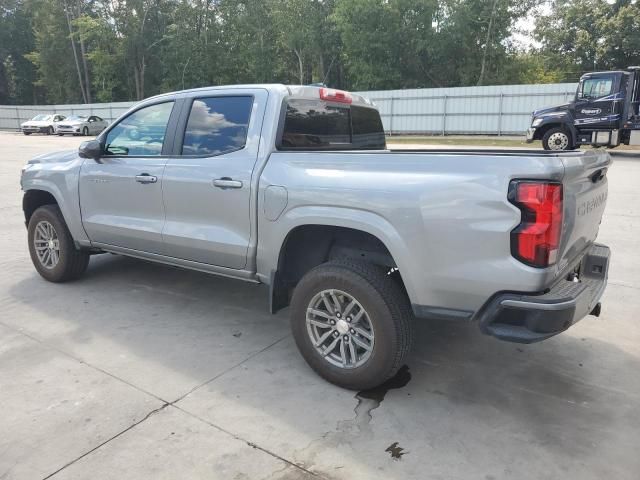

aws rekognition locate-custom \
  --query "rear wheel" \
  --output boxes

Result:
[28,205,90,282]
[290,259,413,390]
[542,127,573,151]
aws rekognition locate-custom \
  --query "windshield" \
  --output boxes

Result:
[31,115,52,121]
[65,115,87,121]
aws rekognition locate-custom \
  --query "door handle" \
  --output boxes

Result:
[135,174,157,184]
[213,177,243,189]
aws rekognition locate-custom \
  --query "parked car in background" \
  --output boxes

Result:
[56,115,108,136]
[21,114,66,135]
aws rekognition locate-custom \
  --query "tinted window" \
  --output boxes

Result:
[352,106,386,149]
[281,100,351,149]
[105,102,174,156]
[182,96,253,156]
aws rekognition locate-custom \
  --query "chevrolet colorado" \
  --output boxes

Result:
[21,85,611,389]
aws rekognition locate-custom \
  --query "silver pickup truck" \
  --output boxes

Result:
[20,84,611,390]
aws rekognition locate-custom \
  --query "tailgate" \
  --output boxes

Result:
[557,150,611,273]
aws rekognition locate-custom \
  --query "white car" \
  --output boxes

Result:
[56,115,108,136]
[21,114,66,135]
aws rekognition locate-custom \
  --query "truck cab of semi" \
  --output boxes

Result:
[527,66,640,150]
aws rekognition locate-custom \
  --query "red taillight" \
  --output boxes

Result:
[319,87,352,104]
[509,181,563,268]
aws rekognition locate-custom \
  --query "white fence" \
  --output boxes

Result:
[0,82,579,135]
[355,83,578,135]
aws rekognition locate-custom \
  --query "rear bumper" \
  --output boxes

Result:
[477,243,610,343]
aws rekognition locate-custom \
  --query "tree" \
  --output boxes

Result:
[0,0,38,103]
[4,0,613,105]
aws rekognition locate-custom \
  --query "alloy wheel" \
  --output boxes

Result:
[306,289,375,369]
[33,220,60,269]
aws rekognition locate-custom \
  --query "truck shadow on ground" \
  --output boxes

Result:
[8,253,640,479]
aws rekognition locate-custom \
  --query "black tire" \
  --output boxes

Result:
[542,127,574,151]
[290,259,413,390]
[82,126,89,136]
[28,205,90,282]
[46,126,54,135]
[23,131,31,135]
[57,133,64,136]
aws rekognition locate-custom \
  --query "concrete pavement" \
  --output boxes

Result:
[1,131,639,479]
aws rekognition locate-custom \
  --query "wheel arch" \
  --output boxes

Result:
[23,188,60,226]
[266,210,413,314]
[535,121,577,146]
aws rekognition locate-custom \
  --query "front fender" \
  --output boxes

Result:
[22,162,89,245]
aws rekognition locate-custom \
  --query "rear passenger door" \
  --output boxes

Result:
[161,89,267,269]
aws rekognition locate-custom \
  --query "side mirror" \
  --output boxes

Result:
[79,139,102,159]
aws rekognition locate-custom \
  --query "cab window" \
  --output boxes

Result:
[579,77,614,100]
[279,99,385,150]
[104,102,174,156]
[181,96,253,156]
[280,99,351,149]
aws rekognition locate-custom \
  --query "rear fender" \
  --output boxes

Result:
[258,206,418,302]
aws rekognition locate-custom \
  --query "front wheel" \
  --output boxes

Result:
[542,127,574,151]
[28,205,90,282]
[46,126,54,135]
[290,259,413,390]
[82,126,89,136]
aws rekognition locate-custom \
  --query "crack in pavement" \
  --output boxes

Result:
[1,321,306,479]
[41,404,170,480]
[173,405,323,479]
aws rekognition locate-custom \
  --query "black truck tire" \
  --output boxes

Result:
[542,127,574,151]
[290,259,413,390]
[28,205,90,282]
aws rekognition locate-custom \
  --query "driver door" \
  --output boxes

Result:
[574,74,618,130]
[79,101,176,254]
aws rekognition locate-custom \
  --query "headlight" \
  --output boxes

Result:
[532,118,543,127]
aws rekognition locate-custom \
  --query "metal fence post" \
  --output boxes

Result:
[389,97,395,136]
[15,106,20,130]
[442,95,448,136]
[498,93,504,136]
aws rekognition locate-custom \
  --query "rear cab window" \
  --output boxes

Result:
[278,95,385,150]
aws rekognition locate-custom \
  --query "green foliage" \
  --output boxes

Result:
[0,0,638,104]
[535,0,640,82]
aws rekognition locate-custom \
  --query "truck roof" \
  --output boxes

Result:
[142,84,375,107]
